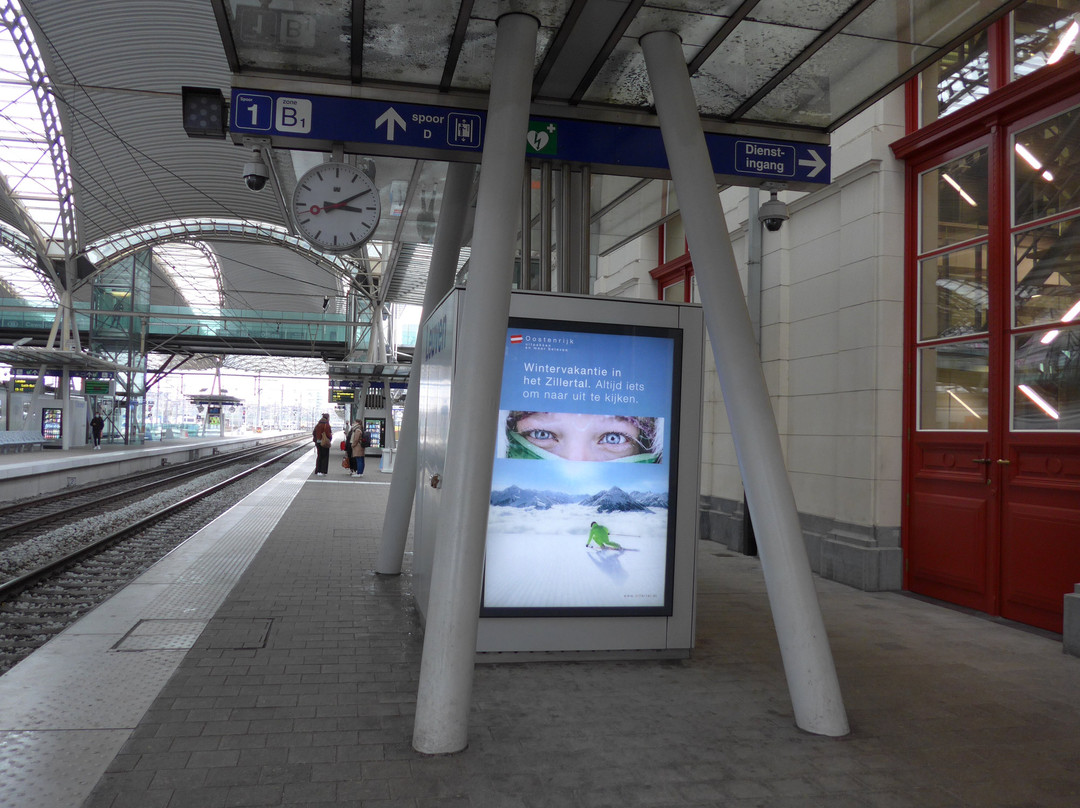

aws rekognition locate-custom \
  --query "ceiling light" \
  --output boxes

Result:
[1048,20,1079,64]
[1018,384,1059,419]
[1014,143,1054,181]
[941,173,977,206]
[1062,300,1080,322]
[947,390,982,419]
[1041,329,1060,344]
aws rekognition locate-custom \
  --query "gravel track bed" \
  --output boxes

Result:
[0,460,283,676]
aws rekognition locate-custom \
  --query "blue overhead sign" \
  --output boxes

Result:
[230,89,829,185]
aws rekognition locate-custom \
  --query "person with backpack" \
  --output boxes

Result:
[350,425,370,476]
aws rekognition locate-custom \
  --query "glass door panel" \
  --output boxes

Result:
[1013,324,1080,430]
[918,341,990,430]
[1013,104,1080,226]
[919,244,989,339]
[920,147,989,251]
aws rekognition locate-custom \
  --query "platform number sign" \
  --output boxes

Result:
[233,93,311,134]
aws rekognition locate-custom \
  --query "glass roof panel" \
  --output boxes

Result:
[690,21,821,118]
[224,0,352,78]
[847,0,1015,47]
[154,242,222,316]
[749,33,936,128]
[580,36,658,108]
[363,0,457,85]
[451,16,556,90]
[0,246,55,301]
[750,0,859,28]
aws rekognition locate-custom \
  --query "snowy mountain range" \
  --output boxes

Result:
[490,484,665,512]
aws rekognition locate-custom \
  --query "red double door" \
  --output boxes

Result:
[909,432,1080,633]
[902,91,1080,634]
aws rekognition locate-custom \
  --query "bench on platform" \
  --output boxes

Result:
[0,430,45,453]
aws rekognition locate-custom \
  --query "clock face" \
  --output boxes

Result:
[291,162,381,252]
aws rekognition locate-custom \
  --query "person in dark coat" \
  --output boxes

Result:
[90,412,105,449]
[312,413,333,475]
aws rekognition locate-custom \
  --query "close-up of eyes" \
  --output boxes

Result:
[522,428,555,442]
[597,431,631,445]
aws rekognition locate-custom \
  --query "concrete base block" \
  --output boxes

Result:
[1064,586,1080,658]
[699,495,903,592]
[819,532,903,591]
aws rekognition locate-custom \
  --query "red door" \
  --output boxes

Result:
[903,100,1080,634]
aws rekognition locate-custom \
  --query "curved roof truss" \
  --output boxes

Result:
[0,0,74,258]
[82,218,374,301]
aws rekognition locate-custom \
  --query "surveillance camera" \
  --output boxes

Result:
[758,191,788,232]
[242,156,269,191]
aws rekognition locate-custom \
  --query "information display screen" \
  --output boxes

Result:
[481,318,681,617]
[330,389,355,403]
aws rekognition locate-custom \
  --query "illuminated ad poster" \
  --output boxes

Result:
[482,317,681,616]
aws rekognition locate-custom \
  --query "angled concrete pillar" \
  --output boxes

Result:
[412,12,538,754]
[378,161,474,574]
[640,30,849,737]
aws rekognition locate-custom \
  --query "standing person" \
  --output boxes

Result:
[89,411,105,450]
[350,424,368,476]
[343,418,357,474]
[312,412,333,476]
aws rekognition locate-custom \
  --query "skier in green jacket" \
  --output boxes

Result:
[586,521,622,550]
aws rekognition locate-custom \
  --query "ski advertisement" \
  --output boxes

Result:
[482,317,681,616]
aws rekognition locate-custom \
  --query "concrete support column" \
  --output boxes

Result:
[412,12,538,754]
[640,30,849,737]
[1065,585,1080,658]
[378,160,474,574]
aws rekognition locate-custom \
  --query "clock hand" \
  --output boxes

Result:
[322,188,374,211]
[328,204,375,214]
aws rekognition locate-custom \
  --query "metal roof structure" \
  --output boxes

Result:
[0,0,1024,370]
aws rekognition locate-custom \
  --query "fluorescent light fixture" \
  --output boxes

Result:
[947,390,982,419]
[1041,329,1060,344]
[1048,20,1079,64]
[941,173,977,206]
[1062,300,1080,322]
[1018,384,1059,419]
[1014,143,1054,181]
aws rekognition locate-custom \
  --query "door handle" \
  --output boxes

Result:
[972,458,992,464]
[996,459,1011,465]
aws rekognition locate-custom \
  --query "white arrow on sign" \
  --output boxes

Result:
[798,149,826,178]
[375,107,407,141]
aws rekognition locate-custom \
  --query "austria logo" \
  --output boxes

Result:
[509,334,523,344]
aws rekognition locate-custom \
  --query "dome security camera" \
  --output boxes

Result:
[243,152,269,191]
[758,190,789,232]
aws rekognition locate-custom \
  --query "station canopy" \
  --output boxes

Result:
[0,0,1027,374]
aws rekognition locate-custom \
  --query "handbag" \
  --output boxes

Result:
[339,440,346,451]
[341,457,350,469]
[319,434,331,448]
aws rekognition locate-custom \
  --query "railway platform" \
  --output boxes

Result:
[1,452,1079,807]
[0,431,305,502]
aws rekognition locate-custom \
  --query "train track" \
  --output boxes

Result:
[0,435,302,545]
[0,439,308,675]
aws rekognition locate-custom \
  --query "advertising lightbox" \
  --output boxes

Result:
[482,318,681,617]
[413,288,703,656]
